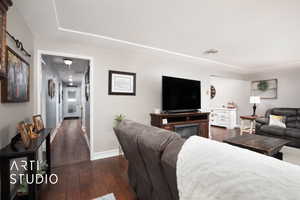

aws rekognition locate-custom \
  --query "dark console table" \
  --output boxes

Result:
[0,128,52,200]
[150,112,210,138]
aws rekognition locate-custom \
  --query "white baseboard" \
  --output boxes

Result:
[50,122,62,143]
[84,133,90,150]
[91,149,120,161]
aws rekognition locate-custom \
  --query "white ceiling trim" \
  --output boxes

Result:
[51,0,246,72]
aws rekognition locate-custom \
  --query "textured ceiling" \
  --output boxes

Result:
[16,0,300,73]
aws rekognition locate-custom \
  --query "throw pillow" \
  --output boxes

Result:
[269,115,286,128]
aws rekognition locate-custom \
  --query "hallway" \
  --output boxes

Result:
[52,119,90,167]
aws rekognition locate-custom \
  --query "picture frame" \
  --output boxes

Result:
[108,70,136,95]
[48,79,55,98]
[25,123,39,139]
[32,115,45,132]
[251,79,278,99]
[17,121,31,148]
[85,83,90,101]
[1,47,30,103]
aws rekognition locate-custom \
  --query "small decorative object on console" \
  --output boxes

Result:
[26,123,39,139]
[32,115,45,132]
[17,121,31,148]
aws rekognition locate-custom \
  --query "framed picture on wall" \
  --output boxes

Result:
[108,70,136,95]
[1,47,30,103]
[48,79,55,98]
[251,79,278,99]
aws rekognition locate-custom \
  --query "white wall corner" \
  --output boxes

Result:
[91,149,120,161]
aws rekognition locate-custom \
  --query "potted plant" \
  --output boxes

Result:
[114,114,125,127]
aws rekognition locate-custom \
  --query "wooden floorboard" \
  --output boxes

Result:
[40,126,236,200]
[51,120,90,168]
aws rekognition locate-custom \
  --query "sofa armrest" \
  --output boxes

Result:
[256,117,268,125]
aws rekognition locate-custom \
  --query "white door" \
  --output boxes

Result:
[63,87,81,118]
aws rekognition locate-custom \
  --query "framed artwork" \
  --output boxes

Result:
[85,84,90,101]
[17,121,31,148]
[85,66,90,84]
[0,1,13,79]
[108,70,136,95]
[251,79,278,99]
[48,79,55,98]
[32,115,45,132]
[1,47,30,103]
[85,69,90,101]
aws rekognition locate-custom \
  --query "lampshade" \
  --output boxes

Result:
[250,96,261,104]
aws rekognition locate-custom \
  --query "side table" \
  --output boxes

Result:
[240,115,258,135]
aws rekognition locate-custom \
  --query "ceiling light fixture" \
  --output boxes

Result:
[203,49,219,55]
[64,59,73,66]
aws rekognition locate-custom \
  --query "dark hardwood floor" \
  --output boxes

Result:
[51,120,90,167]
[40,126,237,200]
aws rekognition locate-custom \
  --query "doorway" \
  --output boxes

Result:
[39,52,93,167]
[63,86,81,119]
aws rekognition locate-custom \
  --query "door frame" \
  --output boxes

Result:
[36,50,94,159]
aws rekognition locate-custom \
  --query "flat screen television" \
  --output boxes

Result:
[162,76,201,113]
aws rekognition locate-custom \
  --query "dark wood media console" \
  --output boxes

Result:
[150,112,210,138]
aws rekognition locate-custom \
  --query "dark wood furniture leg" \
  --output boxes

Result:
[28,152,37,200]
[273,152,283,160]
[0,158,10,200]
[46,133,51,175]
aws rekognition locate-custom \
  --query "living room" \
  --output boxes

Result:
[1,0,300,199]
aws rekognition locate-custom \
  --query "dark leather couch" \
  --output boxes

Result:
[256,108,300,148]
[113,120,185,200]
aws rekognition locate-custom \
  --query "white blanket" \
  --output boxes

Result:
[177,136,300,200]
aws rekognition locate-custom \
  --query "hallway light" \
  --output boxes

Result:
[64,59,73,66]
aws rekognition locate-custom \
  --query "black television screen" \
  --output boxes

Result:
[162,76,201,112]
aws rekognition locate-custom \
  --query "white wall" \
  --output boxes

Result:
[247,67,300,116]
[0,7,34,148]
[41,62,62,129]
[34,37,246,156]
[209,76,251,124]
[0,6,34,197]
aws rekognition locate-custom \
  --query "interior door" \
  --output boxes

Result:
[63,87,81,118]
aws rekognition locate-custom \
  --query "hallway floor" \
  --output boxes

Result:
[52,119,90,168]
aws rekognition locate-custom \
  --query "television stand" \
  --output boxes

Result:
[150,112,210,138]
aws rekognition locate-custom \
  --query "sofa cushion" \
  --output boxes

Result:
[285,128,300,139]
[260,125,286,136]
[271,108,297,117]
[286,118,300,129]
[137,126,180,200]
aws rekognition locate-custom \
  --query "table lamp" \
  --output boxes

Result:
[250,96,261,116]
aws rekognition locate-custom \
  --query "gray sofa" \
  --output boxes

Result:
[256,108,300,148]
[113,120,185,200]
